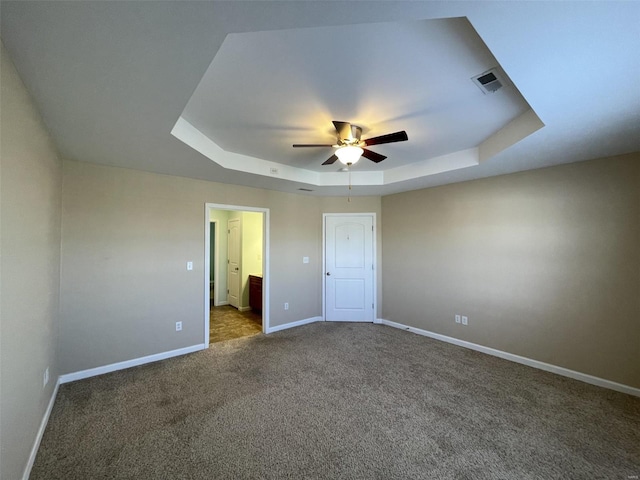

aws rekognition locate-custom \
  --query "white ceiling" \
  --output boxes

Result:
[1,1,639,196]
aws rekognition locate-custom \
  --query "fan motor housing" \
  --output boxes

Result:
[336,124,362,145]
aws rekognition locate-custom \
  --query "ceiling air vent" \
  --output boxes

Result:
[472,68,507,94]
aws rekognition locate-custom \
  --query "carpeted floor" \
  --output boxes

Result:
[31,323,639,479]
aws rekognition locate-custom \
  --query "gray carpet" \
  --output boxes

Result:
[31,323,639,479]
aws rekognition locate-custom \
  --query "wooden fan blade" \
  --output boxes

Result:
[361,148,386,163]
[363,130,408,147]
[322,154,339,165]
[292,144,334,148]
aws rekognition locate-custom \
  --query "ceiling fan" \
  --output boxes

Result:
[293,121,408,166]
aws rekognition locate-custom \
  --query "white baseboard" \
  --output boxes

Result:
[237,306,252,312]
[215,301,229,307]
[381,319,640,398]
[59,344,206,384]
[22,377,60,480]
[266,316,322,334]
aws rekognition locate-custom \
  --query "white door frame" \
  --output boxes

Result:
[209,219,220,306]
[204,203,270,347]
[322,213,378,323]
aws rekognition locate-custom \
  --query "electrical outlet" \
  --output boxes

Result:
[186,261,193,271]
[284,302,289,310]
[43,367,50,388]
[455,314,461,324]
[462,316,468,326]
[176,321,182,332]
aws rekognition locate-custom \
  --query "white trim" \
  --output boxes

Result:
[212,219,221,307]
[216,301,229,306]
[59,344,205,384]
[172,117,486,187]
[205,203,270,337]
[22,378,60,480]
[262,209,270,327]
[381,319,640,398]
[322,216,326,321]
[204,216,218,347]
[323,213,377,323]
[237,306,252,313]
[265,316,322,334]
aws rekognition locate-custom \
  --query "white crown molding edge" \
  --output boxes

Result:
[171,117,488,187]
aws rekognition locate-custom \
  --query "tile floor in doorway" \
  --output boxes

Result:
[209,305,262,343]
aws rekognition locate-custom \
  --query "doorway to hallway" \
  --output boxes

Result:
[204,204,269,347]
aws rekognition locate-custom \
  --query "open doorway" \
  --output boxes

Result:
[204,204,269,346]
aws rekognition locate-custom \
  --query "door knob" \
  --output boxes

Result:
[235,267,239,271]
[326,272,331,276]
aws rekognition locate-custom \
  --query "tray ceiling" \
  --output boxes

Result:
[1,1,638,195]
[173,17,541,187]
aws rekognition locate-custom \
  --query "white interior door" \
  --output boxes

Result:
[227,218,240,308]
[325,215,374,322]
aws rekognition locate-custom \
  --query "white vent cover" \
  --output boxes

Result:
[472,68,508,94]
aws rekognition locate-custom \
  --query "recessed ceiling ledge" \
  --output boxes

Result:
[383,148,480,184]
[479,108,544,163]
[172,117,321,184]
[173,111,543,188]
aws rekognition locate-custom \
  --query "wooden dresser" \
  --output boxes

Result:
[249,275,262,312]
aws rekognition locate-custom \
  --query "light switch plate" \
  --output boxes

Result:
[303,256,309,264]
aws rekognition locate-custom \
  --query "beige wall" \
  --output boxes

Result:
[59,159,381,374]
[381,153,640,388]
[0,43,62,480]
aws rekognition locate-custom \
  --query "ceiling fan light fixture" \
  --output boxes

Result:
[335,145,363,165]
